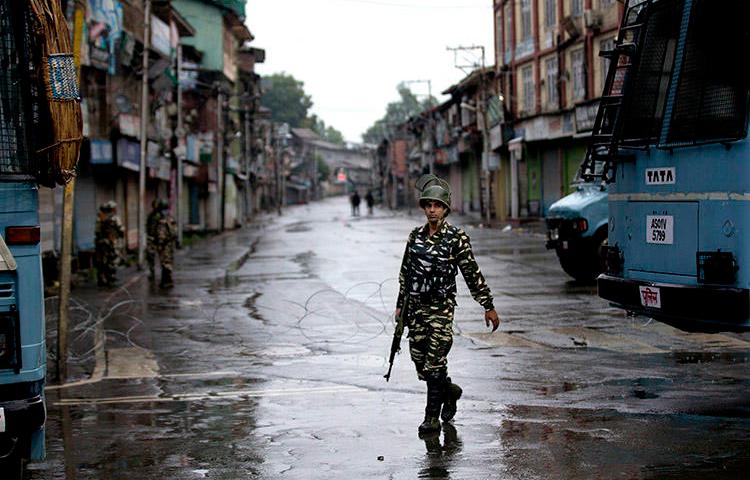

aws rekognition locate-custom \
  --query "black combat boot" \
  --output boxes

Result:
[419,373,446,435]
[441,377,463,423]
[159,268,174,289]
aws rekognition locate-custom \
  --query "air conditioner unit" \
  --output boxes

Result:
[584,9,603,29]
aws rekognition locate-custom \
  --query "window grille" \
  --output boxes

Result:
[572,49,586,101]
[572,0,584,17]
[545,0,556,27]
[522,65,535,114]
[546,57,559,107]
[521,0,532,42]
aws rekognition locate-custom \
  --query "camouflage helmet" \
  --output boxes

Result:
[99,200,117,213]
[416,174,451,213]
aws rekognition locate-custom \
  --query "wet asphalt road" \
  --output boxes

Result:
[29,196,750,479]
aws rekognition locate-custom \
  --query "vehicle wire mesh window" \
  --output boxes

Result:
[619,0,682,145]
[0,1,32,175]
[664,0,750,145]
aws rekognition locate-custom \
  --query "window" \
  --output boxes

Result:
[571,0,583,17]
[521,0,532,42]
[496,13,503,63]
[545,57,559,108]
[545,0,556,27]
[571,49,586,101]
[504,3,513,61]
[522,65,535,114]
[599,37,615,94]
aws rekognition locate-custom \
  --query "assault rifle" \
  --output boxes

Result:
[384,295,408,382]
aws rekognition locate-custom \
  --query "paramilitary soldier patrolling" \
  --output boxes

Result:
[394,175,500,435]
[94,201,125,287]
[146,198,177,289]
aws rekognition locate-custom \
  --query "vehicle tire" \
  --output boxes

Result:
[0,452,25,480]
[558,249,597,282]
[557,228,608,282]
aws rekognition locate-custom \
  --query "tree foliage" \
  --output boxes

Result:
[261,73,313,128]
[362,83,436,144]
[261,72,345,144]
[304,114,345,145]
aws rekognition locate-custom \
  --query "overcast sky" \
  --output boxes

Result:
[245,0,494,143]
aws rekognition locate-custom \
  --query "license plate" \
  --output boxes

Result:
[646,215,673,244]
[0,407,5,432]
[639,285,661,308]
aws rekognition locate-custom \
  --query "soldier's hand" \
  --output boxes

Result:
[485,309,500,332]
[394,308,401,320]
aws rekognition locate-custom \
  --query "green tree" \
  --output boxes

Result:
[304,114,345,145]
[362,83,436,144]
[261,73,313,127]
[262,73,346,142]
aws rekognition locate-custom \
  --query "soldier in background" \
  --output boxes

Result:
[395,175,500,435]
[94,201,125,287]
[146,198,177,289]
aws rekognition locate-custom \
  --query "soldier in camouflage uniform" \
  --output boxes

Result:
[95,201,125,287]
[146,198,177,289]
[395,175,500,435]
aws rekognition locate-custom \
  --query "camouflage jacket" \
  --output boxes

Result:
[95,214,124,244]
[147,210,176,246]
[396,221,494,311]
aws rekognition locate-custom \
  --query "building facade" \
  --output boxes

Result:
[494,0,622,218]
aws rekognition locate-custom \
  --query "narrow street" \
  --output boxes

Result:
[30,196,750,479]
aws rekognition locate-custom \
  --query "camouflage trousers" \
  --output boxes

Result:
[146,241,174,274]
[95,239,119,285]
[406,301,455,381]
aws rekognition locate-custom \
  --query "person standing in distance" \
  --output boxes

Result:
[94,201,125,287]
[395,175,500,435]
[146,198,177,289]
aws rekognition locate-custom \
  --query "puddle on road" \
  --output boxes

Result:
[286,223,312,233]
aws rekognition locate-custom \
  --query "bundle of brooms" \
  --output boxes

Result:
[28,0,82,186]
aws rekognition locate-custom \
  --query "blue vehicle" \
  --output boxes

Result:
[0,1,51,475]
[546,182,609,282]
[581,0,750,332]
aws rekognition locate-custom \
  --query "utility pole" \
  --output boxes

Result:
[216,88,225,231]
[175,44,184,246]
[243,105,251,224]
[138,0,152,267]
[274,126,281,216]
[58,0,86,382]
[447,45,492,224]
